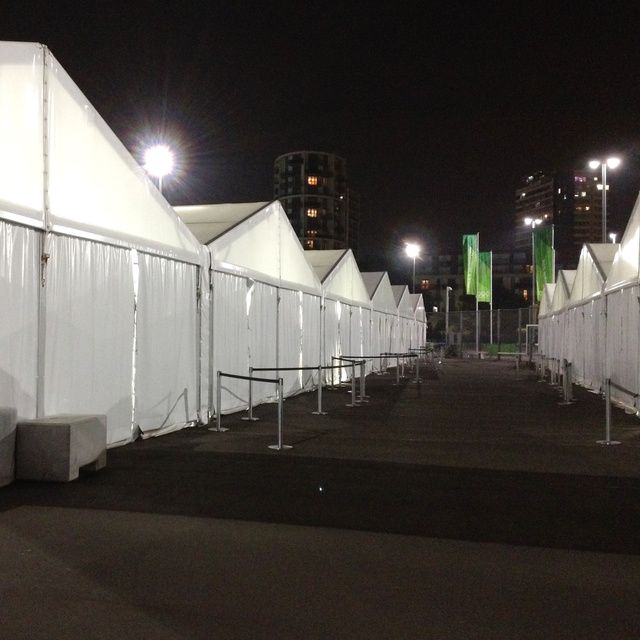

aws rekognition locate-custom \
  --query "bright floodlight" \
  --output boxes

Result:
[607,157,621,169]
[144,145,174,178]
[589,160,601,169]
[405,243,420,259]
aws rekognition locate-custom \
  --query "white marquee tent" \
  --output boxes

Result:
[391,285,415,353]
[175,201,323,413]
[564,244,618,390]
[305,249,372,381]
[0,42,205,446]
[604,193,640,411]
[409,293,427,350]
[362,272,398,371]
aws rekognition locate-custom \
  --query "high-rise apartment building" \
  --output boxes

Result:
[515,170,604,267]
[274,151,359,254]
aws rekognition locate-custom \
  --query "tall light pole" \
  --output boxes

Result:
[405,243,420,294]
[144,144,174,194]
[589,157,620,243]
[525,217,542,308]
[445,286,452,347]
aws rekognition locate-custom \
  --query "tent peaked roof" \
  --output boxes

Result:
[305,249,370,305]
[362,272,397,313]
[550,269,576,313]
[391,285,414,318]
[409,293,426,321]
[0,41,201,264]
[605,191,640,293]
[176,201,321,292]
[568,243,619,307]
[174,202,269,244]
[539,283,556,318]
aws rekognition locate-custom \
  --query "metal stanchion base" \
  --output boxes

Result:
[558,400,576,406]
[345,403,359,407]
[311,411,327,415]
[241,416,260,422]
[208,427,229,432]
[268,444,293,450]
[597,440,621,445]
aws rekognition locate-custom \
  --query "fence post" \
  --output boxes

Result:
[359,360,369,403]
[242,366,259,421]
[597,378,621,445]
[312,364,327,415]
[209,371,229,432]
[269,378,292,451]
[395,355,400,385]
[346,361,358,407]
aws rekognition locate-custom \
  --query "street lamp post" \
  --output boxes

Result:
[445,286,452,347]
[525,217,542,309]
[589,157,620,243]
[609,232,617,244]
[405,243,420,294]
[144,144,175,194]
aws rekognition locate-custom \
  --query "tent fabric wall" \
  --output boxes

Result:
[177,202,323,415]
[43,235,135,446]
[0,221,39,419]
[362,272,398,372]
[135,253,199,438]
[0,42,207,447]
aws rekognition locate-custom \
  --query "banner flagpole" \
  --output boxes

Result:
[475,233,479,356]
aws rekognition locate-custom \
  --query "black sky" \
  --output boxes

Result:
[3,1,640,270]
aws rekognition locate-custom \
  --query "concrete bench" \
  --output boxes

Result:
[16,414,107,482]
[0,408,17,487]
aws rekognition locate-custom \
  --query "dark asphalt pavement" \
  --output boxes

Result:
[2,358,640,639]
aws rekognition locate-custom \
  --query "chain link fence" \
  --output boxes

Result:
[426,308,537,357]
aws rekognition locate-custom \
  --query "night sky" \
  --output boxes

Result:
[3,2,640,273]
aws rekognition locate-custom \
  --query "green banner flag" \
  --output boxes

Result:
[462,234,479,295]
[477,251,492,303]
[534,225,554,302]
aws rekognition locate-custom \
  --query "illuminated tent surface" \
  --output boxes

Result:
[563,244,619,391]
[305,249,372,378]
[409,293,427,349]
[175,201,323,412]
[538,283,557,319]
[0,41,204,446]
[391,285,416,353]
[361,271,398,368]
[537,282,557,359]
[603,193,640,411]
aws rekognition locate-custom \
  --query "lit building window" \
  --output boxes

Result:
[307,240,314,248]
[523,290,528,301]
[307,208,318,217]
[307,176,318,185]
[421,279,430,290]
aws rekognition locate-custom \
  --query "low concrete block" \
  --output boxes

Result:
[0,408,17,487]
[16,414,107,482]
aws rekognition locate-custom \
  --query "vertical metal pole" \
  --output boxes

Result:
[313,364,327,415]
[242,367,258,421]
[602,162,607,243]
[269,378,292,450]
[347,362,357,407]
[396,355,400,385]
[359,360,368,402]
[597,378,620,445]
[209,371,228,432]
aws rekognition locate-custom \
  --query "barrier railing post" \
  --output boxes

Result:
[412,355,421,384]
[598,378,621,445]
[269,377,292,451]
[394,355,400,385]
[242,366,259,421]
[312,364,327,415]
[346,361,358,407]
[359,360,369,402]
[209,371,229,432]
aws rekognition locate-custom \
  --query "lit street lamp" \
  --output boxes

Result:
[144,144,174,194]
[525,217,542,308]
[609,232,617,244]
[405,243,420,294]
[445,286,452,347]
[589,157,620,243]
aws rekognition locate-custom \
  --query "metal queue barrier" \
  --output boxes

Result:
[210,371,290,451]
